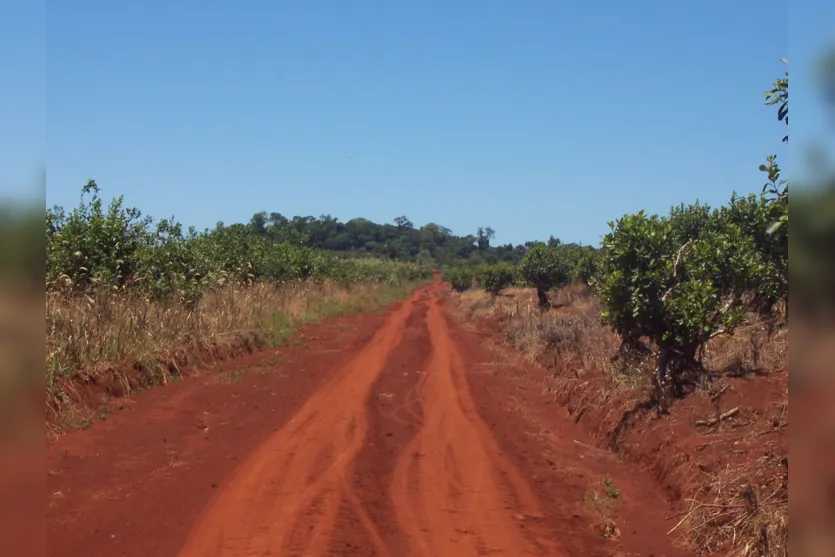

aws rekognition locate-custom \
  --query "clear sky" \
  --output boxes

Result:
[7,0,822,245]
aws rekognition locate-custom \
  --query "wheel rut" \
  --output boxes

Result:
[389,290,559,556]
[175,285,433,557]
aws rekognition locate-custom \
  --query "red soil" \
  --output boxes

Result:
[47,279,691,557]
[463,298,789,555]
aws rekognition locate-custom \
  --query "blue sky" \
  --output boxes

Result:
[0,0,46,204]
[6,0,824,245]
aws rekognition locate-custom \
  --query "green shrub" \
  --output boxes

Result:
[598,209,767,389]
[511,264,527,287]
[519,244,572,307]
[667,201,715,243]
[716,193,787,314]
[443,267,473,292]
[480,263,515,296]
[46,180,151,291]
[574,249,602,286]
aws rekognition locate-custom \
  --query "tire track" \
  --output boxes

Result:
[175,284,435,557]
[379,364,429,428]
[390,289,563,556]
[344,298,433,555]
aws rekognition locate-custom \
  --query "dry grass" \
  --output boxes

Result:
[681,454,788,557]
[456,285,788,391]
[451,283,789,557]
[46,279,423,414]
[702,320,788,376]
[456,285,621,382]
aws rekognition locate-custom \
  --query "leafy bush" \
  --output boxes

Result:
[332,256,430,286]
[667,201,715,243]
[589,63,792,403]
[716,193,787,314]
[479,263,515,296]
[47,180,151,291]
[443,267,473,292]
[574,248,602,286]
[511,264,527,287]
[133,218,215,306]
[663,197,787,316]
[519,244,572,307]
[598,209,767,389]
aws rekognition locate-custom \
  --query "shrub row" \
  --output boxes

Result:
[443,242,597,301]
[46,182,432,306]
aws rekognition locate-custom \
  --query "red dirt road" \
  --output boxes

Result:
[47,281,690,557]
[389,292,553,556]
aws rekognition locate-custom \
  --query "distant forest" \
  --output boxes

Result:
[234,212,593,267]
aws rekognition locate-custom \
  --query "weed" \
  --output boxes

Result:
[602,477,622,499]
[583,488,614,514]
[73,416,93,430]
[259,355,284,367]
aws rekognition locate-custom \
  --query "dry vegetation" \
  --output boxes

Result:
[452,284,788,557]
[47,279,423,430]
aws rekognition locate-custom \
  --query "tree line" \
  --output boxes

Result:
[240,212,586,268]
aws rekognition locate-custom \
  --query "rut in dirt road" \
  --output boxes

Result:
[176,285,433,557]
[175,283,562,557]
[390,290,561,556]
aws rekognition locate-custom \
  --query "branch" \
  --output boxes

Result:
[695,407,740,427]
[672,240,692,280]
[706,295,739,334]
[708,328,729,340]
[662,240,692,303]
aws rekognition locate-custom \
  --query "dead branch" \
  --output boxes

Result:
[708,328,730,340]
[667,500,702,535]
[661,240,692,303]
[709,384,729,402]
[696,406,740,427]
[672,240,692,280]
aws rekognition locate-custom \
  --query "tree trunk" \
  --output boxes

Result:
[657,346,670,386]
[536,286,550,309]
[652,346,671,413]
[619,336,651,358]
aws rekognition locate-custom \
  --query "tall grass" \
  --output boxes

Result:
[47,279,427,415]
